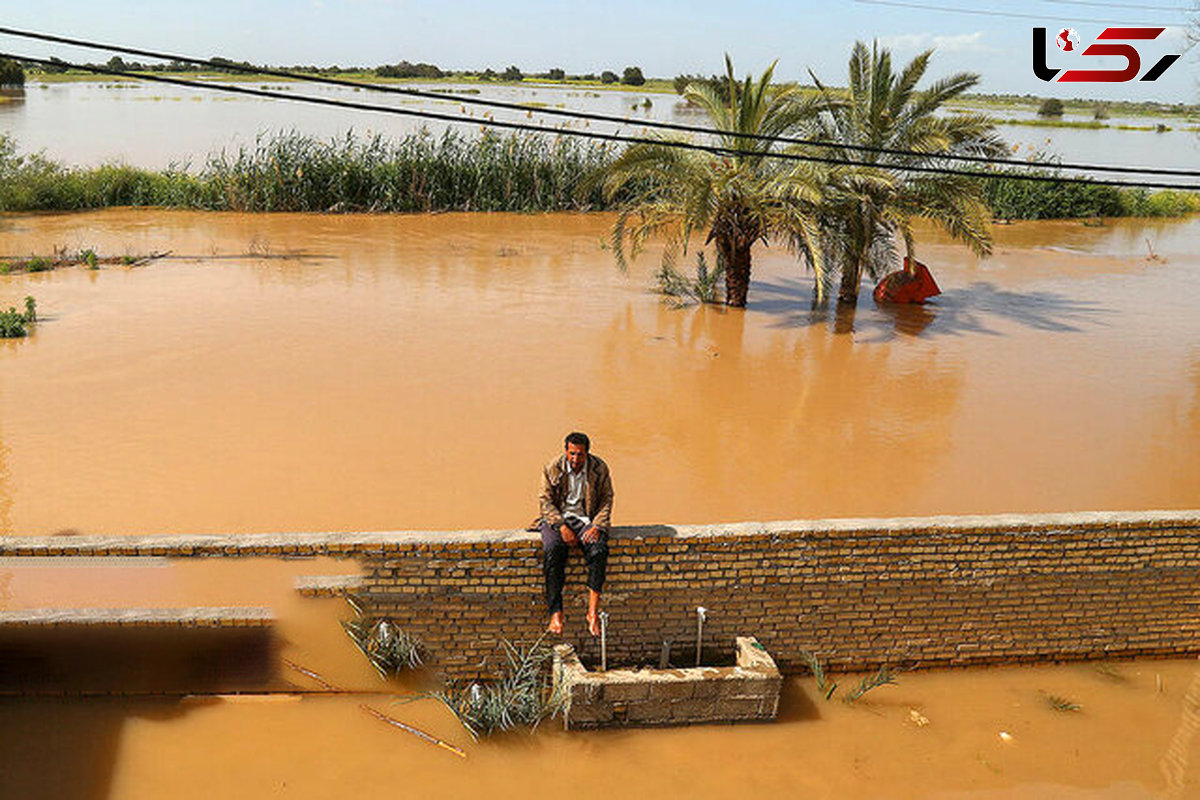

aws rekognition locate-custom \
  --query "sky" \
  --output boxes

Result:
[3,0,1197,103]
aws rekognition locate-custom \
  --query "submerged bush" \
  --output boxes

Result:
[0,296,37,338]
[983,168,1199,220]
[1117,188,1200,217]
[982,169,1124,219]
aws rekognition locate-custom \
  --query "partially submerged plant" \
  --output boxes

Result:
[1090,661,1128,683]
[843,665,898,703]
[0,296,36,338]
[1043,692,1082,713]
[426,636,567,740]
[342,595,424,678]
[655,251,726,308]
[798,649,838,700]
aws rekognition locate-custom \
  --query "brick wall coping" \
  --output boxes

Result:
[0,607,275,626]
[0,509,1196,556]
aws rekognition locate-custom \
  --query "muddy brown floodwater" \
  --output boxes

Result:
[0,209,1198,798]
[0,557,1197,800]
[0,210,1198,536]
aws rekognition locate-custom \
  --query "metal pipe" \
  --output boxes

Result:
[695,606,707,667]
[599,611,609,672]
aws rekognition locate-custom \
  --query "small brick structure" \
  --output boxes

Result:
[553,636,782,729]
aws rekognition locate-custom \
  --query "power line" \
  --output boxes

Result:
[1043,0,1191,11]
[2,25,1198,180]
[851,0,1180,24]
[6,52,1200,191]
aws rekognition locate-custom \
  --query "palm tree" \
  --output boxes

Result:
[806,42,1005,305]
[600,57,829,308]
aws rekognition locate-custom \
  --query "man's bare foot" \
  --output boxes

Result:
[547,612,563,634]
[587,589,602,637]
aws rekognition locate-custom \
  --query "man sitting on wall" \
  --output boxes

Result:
[535,432,614,636]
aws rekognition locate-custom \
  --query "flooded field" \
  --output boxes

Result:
[0,557,1196,799]
[0,209,1198,536]
[2,80,1197,182]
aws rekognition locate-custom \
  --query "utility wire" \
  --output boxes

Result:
[2,25,1199,180]
[1043,0,1191,11]
[6,51,1200,191]
[851,0,1179,24]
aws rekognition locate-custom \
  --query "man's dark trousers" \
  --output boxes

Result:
[539,517,608,614]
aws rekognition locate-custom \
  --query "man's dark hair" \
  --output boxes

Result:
[564,431,590,451]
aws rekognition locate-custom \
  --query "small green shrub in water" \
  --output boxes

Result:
[0,296,37,338]
[80,248,99,270]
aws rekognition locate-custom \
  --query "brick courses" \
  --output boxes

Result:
[1,510,1197,679]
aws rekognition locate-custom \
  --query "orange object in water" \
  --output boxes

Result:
[873,258,941,304]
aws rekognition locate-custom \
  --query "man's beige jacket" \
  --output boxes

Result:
[536,453,614,531]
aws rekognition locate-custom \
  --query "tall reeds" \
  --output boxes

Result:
[0,130,618,214]
[0,131,1193,220]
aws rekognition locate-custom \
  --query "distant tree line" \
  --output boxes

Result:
[468,65,646,84]
[25,54,653,86]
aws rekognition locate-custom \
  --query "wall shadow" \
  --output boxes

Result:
[0,696,184,800]
[0,626,282,798]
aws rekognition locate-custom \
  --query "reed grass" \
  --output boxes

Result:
[341,595,424,678]
[0,130,617,213]
[425,636,566,739]
[843,665,898,703]
[797,649,839,700]
[1,131,1193,221]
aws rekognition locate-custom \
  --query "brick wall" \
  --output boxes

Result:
[3,511,1198,679]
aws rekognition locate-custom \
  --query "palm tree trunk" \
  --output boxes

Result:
[837,257,862,306]
[720,237,753,308]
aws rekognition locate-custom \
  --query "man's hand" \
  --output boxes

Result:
[560,523,578,545]
[581,526,601,545]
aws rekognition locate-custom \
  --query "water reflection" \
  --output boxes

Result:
[1160,660,1200,799]
[0,88,24,113]
[751,276,1110,340]
[591,297,965,519]
[0,427,11,537]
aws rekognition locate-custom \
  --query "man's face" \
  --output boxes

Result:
[565,442,588,471]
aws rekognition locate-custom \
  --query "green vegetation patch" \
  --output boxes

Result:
[0,296,37,339]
